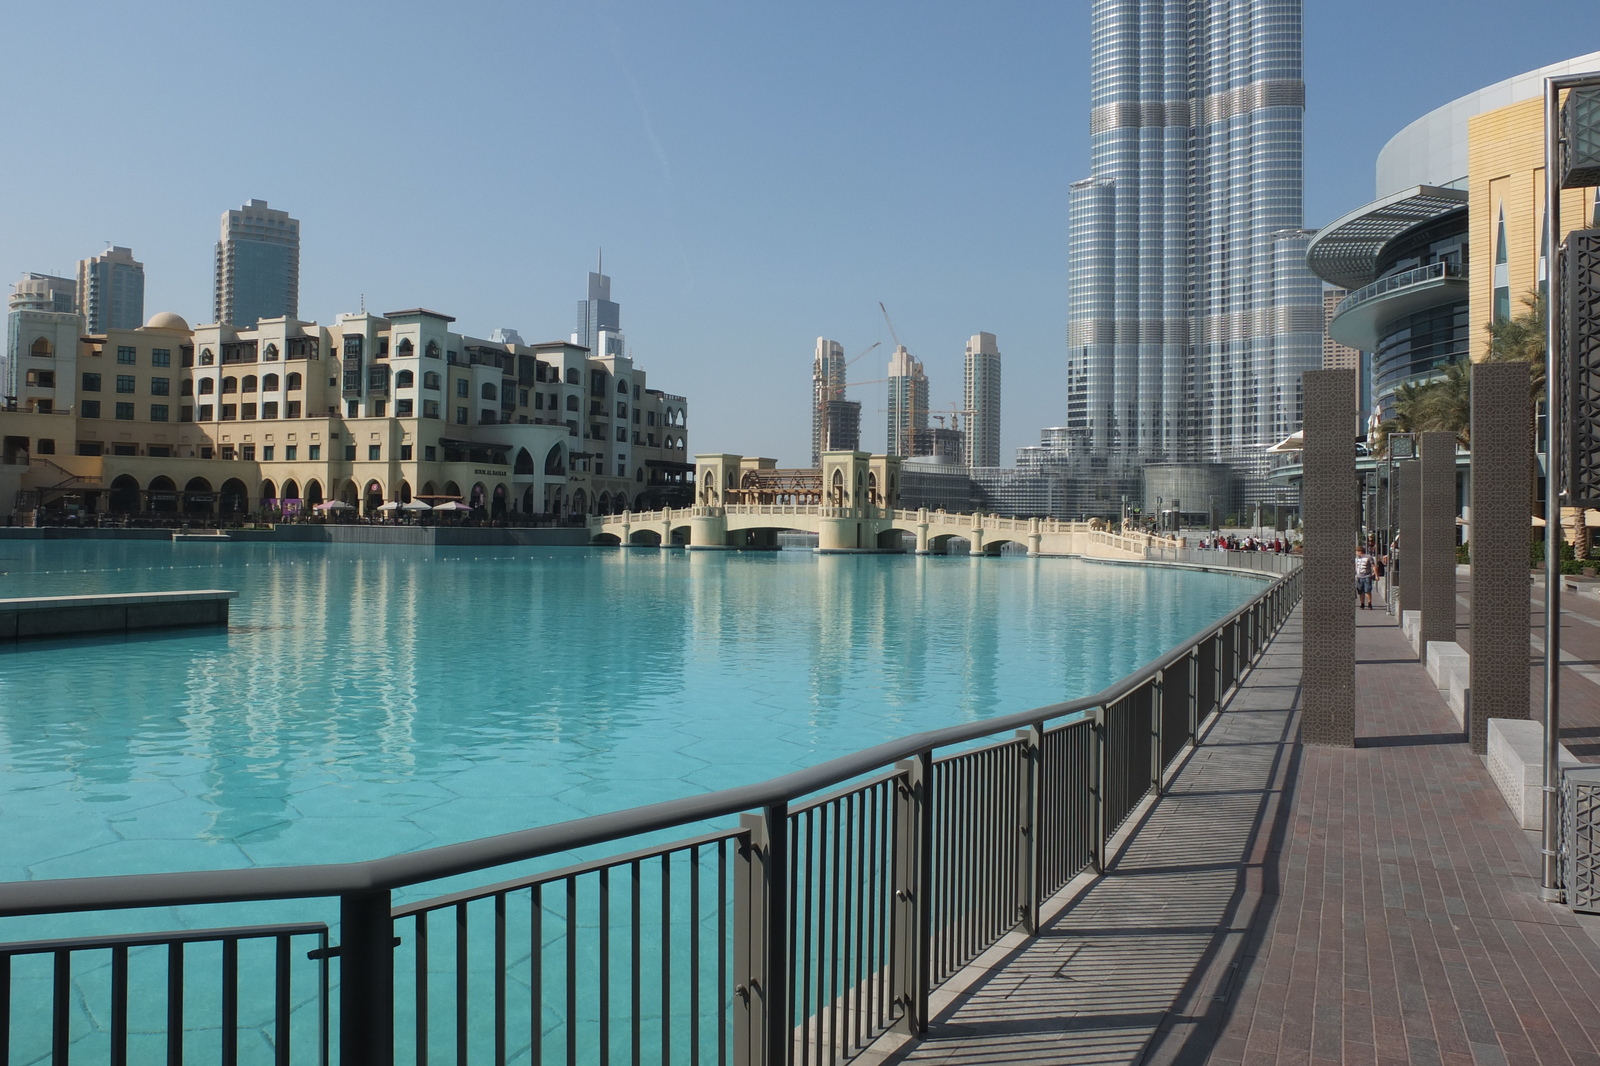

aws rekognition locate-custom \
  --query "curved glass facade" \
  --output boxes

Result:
[1372,303,1469,404]
[1065,0,1323,505]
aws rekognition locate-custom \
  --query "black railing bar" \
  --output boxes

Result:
[1043,715,1092,737]
[931,734,1026,768]
[390,827,742,918]
[0,921,330,956]
[0,573,1296,918]
[788,767,902,817]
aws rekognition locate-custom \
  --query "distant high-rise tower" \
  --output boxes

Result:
[574,267,623,356]
[963,332,1002,468]
[77,246,144,333]
[1064,0,1323,505]
[214,199,299,327]
[812,338,846,465]
[886,345,928,458]
[822,399,862,456]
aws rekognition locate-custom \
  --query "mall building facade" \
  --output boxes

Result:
[0,308,691,522]
[1307,52,1600,423]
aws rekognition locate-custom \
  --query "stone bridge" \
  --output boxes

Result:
[589,504,1173,559]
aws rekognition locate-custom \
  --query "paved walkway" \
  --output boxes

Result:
[879,605,1600,1066]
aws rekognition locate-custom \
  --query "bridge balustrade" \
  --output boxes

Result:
[0,569,1302,1066]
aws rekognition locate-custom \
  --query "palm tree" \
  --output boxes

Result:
[1481,290,1545,529]
[1428,360,1472,447]
[1373,380,1437,456]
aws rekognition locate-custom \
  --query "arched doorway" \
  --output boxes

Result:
[364,480,384,515]
[147,476,177,513]
[515,448,535,474]
[522,486,534,514]
[109,475,140,513]
[491,483,507,519]
[259,479,278,513]
[183,477,214,514]
[399,481,412,504]
[304,480,324,507]
[570,488,588,518]
[614,492,629,513]
[598,491,612,514]
[281,479,302,518]
[470,483,487,511]
[340,480,359,506]
[443,481,461,500]
[218,479,249,516]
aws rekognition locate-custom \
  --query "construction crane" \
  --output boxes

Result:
[878,302,903,351]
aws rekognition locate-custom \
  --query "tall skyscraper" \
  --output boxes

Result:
[214,199,299,327]
[885,345,928,458]
[963,332,1002,469]
[812,338,846,465]
[77,246,144,333]
[1064,0,1323,504]
[574,269,623,357]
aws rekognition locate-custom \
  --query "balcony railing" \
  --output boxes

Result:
[1335,260,1466,319]
[0,569,1301,1066]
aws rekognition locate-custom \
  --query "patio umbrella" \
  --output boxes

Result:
[376,501,401,512]
[433,501,472,512]
[401,500,432,512]
[315,500,354,511]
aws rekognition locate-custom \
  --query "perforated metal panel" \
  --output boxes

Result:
[1561,88,1600,190]
[1563,766,1600,913]
[1565,230,1600,509]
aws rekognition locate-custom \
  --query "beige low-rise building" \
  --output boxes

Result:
[2,307,691,523]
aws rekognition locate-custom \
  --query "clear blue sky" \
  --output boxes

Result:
[2,2,1595,466]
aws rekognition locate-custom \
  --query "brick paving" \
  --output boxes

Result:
[875,602,1600,1066]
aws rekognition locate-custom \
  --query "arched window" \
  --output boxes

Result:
[200,348,215,365]
[482,382,497,400]
[30,336,52,358]
[617,380,628,395]
[565,368,580,384]
[262,373,280,391]
[515,448,535,474]
[286,372,303,391]
[263,343,279,361]
[425,340,440,359]
[423,371,440,390]
[242,375,258,393]
[221,376,238,394]
[636,467,644,483]
[396,369,414,388]
[566,394,579,411]
[544,445,566,476]
[199,378,215,395]
[397,338,414,357]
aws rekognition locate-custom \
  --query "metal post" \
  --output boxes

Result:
[338,890,395,1066]
[891,754,932,1037]
[1090,706,1107,874]
[1016,726,1043,934]
[1150,671,1165,797]
[733,813,783,1066]
[1543,74,1572,903]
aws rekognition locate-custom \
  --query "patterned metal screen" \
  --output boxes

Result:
[1561,87,1600,190]
[1563,766,1600,912]
[1566,229,1600,509]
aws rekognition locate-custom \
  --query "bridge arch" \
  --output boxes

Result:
[629,529,663,546]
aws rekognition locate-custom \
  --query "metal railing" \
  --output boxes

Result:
[1144,543,1302,575]
[1333,259,1466,319]
[0,568,1301,1066]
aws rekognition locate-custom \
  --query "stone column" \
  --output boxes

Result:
[1469,361,1532,752]
[1301,369,1356,747]
[1418,431,1458,660]
[1396,459,1420,617]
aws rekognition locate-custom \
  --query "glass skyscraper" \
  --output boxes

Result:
[574,271,623,357]
[1064,0,1323,505]
[214,200,299,328]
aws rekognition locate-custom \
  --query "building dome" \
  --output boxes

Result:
[143,311,190,331]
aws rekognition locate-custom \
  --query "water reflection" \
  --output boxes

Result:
[0,542,1259,880]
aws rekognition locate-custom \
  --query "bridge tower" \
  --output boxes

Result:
[818,450,886,551]
[690,453,740,548]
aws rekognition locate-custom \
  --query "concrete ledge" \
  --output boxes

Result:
[1425,641,1470,728]
[0,590,237,642]
[1486,718,1582,830]
[1402,611,1422,656]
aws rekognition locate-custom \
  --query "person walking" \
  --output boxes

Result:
[1355,544,1376,609]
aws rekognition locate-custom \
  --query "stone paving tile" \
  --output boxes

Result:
[876,602,1600,1066]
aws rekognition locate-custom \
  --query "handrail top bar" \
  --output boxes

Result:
[0,921,329,957]
[0,570,1295,918]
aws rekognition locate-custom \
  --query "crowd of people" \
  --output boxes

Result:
[1197,533,1297,553]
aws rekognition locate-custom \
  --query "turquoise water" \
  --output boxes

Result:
[0,542,1259,887]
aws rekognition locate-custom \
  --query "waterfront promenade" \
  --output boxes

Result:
[875,604,1600,1066]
